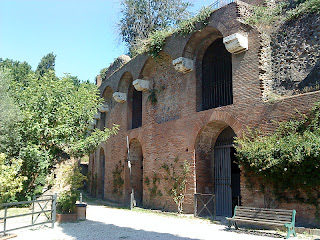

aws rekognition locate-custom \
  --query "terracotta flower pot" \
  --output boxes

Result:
[56,213,77,222]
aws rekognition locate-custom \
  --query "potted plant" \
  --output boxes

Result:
[56,190,78,222]
[55,163,87,222]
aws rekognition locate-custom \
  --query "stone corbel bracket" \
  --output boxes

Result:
[133,79,150,91]
[172,57,193,73]
[94,112,101,119]
[113,92,127,103]
[99,104,110,112]
[223,33,248,54]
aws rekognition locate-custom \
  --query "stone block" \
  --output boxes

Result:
[99,104,110,112]
[133,79,150,91]
[223,33,248,54]
[113,92,127,103]
[172,57,193,73]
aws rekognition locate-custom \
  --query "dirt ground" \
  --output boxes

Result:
[3,200,318,240]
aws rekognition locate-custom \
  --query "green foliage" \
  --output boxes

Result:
[100,67,109,81]
[147,172,162,198]
[36,53,56,77]
[162,158,190,213]
[0,58,32,83]
[57,190,78,214]
[245,2,287,27]
[0,153,27,203]
[236,103,320,215]
[178,6,213,35]
[118,0,192,56]
[245,0,320,28]
[147,85,165,105]
[286,0,320,20]
[112,161,124,195]
[0,54,118,201]
[0,70,22,157]
[130,5,214,58]
[56,163,87,214]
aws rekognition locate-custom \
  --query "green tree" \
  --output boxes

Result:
[0,58,32,83]
[0,70,22,156]
[118,0,192,56]
[0,153,26,203]
[36,52,56,77]
[1,55,118,200]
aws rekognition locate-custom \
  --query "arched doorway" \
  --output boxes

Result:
[214,127,240,217]
[98,148,106,199]
[195,123,241,218]
[129,139,143,207]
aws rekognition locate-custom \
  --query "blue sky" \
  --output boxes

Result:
[0,0,214,82]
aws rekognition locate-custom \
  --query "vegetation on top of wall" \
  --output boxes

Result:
[235,102,320,219]
[246,0,320,28]
[131,5,214,58]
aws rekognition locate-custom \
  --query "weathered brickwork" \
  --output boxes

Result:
[88,1,320,227]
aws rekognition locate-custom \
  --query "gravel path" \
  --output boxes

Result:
[7,202,315,240]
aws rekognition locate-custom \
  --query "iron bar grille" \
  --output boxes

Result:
[202,38,232,111]
[132,88,142,129]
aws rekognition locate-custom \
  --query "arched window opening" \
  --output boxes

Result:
[128,84,142,130]
[202,38,232,111]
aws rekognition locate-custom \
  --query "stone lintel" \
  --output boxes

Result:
[223,33,248,54]
[113,92,127,103]
[172,57,193,73]
[133,79,150,91]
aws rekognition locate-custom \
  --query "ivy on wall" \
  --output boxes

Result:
[112,161,124,196]
[235,102,320,219]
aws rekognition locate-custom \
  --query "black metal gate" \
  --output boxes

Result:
[202,38,232,111]
[132,88,142,129]
[214,145,232,217]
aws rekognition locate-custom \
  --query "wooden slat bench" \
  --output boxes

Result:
[226,206,297,239]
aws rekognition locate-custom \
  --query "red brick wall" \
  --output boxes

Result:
[89,2,320,227]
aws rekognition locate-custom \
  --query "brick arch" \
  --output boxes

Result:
[139,52,173,79]
[97,147,106,199]
[128,138,144,207]
[193,111,243,194]
[182,27,223,60]
[117,71,133,93]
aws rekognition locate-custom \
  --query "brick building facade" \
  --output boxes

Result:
[89,1,320,227]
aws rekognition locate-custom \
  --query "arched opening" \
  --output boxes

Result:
[214,127,240,217]
[100,86,114,129]
[90,153,96,197]
[201,38,232,111]
[98,148,106,199]
[195,123,240,218]
[129,139,143,207]
[128,84,142,129]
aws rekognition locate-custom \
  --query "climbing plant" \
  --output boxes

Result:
[235,102,320,218]
[112,161,125,195]
[145,172,162,198]
[162,157,190,213]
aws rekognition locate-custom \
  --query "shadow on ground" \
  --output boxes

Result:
[59,220,199,240]
[222,227,284,239]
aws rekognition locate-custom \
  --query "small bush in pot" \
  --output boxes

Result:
[57,190,78,214]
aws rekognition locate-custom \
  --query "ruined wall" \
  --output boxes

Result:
[90,1,320,227]
[271,13,320,96]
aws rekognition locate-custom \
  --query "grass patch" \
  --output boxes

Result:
[0,206,30,218]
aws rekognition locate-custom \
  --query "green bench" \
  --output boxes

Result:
[226,206,297,239]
